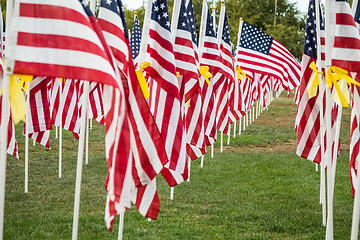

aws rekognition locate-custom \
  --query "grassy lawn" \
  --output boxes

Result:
[3,93,355,239]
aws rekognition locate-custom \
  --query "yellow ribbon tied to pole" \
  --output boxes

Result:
[236,66,249,80]
[200,66,212,86]
[9,74,32,123]
[18,74,33,92]
[306,61,321,99]
[135,62,151,100]
[326,66,360,108]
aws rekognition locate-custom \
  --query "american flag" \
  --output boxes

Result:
[173,0,200,102]
[24,76,53,149]
[144,0,187,186]
[215,7,234,134]
[237,22,301,92]
[88,82,105,124]
[332,0,360,72]
[184,0,206,160]
[130,14,142,64]
[99,0,168,227]
[199,1,223,145]
[295,0,325,163]
[7,0,119,88]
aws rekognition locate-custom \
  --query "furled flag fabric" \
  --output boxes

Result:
[215,8,234,134]
[295,0,325,163]
[350,82,360,197]
[200,1,223,145]
[332,0,360,72]
[24,76,53,149]
[349,0,360,197]
[130,14,142,64]
[98,0,169,225]
[0,96,19,158]
[145,0,187,186]
[185,0,206,160]
[173,0,200,102]
[237,21,301,92]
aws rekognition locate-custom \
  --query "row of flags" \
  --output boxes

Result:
[0,0,300,235]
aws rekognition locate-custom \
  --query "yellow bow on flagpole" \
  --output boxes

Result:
[200,66,212,86]
[306,61,322,99]
[236,66,249,80]
[326,66,360,107]
[9,74,30,123]
[135,62,151,100]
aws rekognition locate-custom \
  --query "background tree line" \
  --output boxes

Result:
[0,0,305,60]
[124,0,306,60]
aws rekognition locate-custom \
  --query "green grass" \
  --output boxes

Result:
[3,93,355,239]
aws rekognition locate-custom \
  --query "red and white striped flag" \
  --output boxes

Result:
[332,0,360,72]
[237,21,301,92]
[173,0,200,102]
[199,0,224,145]
[184,0,206,160]
[99,0,170,226]
[295,0,325,163]
[144,0,187,186]
[24,76,53,148]
[0,96,18,158]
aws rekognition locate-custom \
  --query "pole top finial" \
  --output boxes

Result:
[240,17,243,20]
[221,0,225,4]
[134,11,138,15]
[212,6,216,10]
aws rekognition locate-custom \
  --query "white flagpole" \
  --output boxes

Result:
[90,118,92,130]
[324,0,334,238]
[55,126,58,139]
[244,113,246,130]
[72,81,89,240]
[118,212,124,240]
[211,143,214,158]
[0,1,14,237]
[315,163,318,172]
[170,187,174,200]
[233,120,236,138]
[220,132,223,153]
[252,105,255,122]
[25,88,30,193]
[227,124,230,145]
[0,73,10,240]
[239,117,242,135]
[59,80,63,178]
[85,115,89,165]
[200,155,204,168]
[187,156,191,182]
[249,107,252,124]
[72,0,95,237]
[32,138,35,146]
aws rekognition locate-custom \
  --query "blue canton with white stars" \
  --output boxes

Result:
[239,22,273,55]
[222,11,231,45]
[353,0,360,25]
[130,15,142,59]
[151,0,171,31]
[177,0,191,33]
[186,0,197,45]
[100,0,129,39]
[205,8,216,38]
[303,0,324,59]
[80,0,95,17]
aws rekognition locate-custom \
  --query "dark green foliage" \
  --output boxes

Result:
[124,0,305,60]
